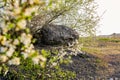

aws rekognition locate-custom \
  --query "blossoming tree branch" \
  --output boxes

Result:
[0,0,47,74]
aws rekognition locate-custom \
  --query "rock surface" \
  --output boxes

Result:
[35,24,79,45]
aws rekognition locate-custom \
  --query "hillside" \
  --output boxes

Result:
[62,36,120,79]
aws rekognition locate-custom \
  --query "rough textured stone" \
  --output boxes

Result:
[37,24,79,45]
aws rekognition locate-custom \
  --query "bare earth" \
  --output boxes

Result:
[62,41,120,80]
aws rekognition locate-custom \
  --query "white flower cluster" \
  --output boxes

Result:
[20,33,32,46]
[45,0,64,11]
[0,0,46,68]
[8,57,20,65]
[32,55,47,65]
[0,55,8,63]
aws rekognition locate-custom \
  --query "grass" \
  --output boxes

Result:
[80,36,120,69]
[97,37,120,42]
[81,37,120,55]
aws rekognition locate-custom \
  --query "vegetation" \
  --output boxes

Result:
[28,0,99,36]
[98,37,120,43]
[81,36,120,56]
[0,0,99,80]
[59,36,120,79]
[0,50,75,80]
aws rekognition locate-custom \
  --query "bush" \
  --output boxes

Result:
[0,0,75,80]
[0,49,75,80]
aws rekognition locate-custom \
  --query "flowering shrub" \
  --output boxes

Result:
[0,0,75,79]
[0,50,75,80]
[0,0,46,75]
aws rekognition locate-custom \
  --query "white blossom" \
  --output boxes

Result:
[17,19,26,30]
[25,44,34,53]
[20,33,32,46]
[38,55,47,62]
[32,57,40,64]
[0,55,8,62]
[14,0,19,8]
[8,57,20,65]
[0,22,6,30]
[40,62,45,68]
[4,69,8,76]
[24,6,38,16]
[6,47,15,57]
[29,0,34,4]
[3,40,12,47]
[32,55,46,65]
[52,62,57,66]
[13,7,22,15]
[0,47,7,53]
[13,39,20,45]
[21,52,28,59]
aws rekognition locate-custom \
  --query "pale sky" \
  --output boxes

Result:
[96,0,120,35]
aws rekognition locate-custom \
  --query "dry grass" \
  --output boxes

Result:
[81,43,120,69]
[81,37,120,76]
[61,37,120,79]
[81,37,120,57]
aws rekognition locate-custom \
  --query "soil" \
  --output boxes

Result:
[36,43,120,80]
[61,53,120,80]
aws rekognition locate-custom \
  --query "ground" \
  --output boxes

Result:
[62,37,120,80]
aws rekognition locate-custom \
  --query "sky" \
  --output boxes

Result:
[96,0,120,35]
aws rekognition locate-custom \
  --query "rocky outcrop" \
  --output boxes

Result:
[34,24,79,45]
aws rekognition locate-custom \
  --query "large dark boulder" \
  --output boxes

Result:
[39,24,79,45]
